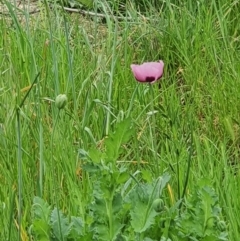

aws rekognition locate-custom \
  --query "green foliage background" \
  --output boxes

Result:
[64,0,164,11]
[0,0,240,240]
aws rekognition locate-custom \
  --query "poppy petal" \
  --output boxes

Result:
[131,61,164,84]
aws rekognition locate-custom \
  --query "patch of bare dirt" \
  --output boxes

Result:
[0,0,39,15]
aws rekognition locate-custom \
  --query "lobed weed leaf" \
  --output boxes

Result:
[32,196,51,222]
[130,200,158,233]
[51,208,71,240]
[68,216,84,237]
[128,174,170,233]
[31,197,51,239]
[104,118,134,162]
[173,183,229,241]
[32,219,51,240]
[88,147,103,164]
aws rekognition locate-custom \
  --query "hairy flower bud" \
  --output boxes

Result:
[152,198,164,212]
[55,94,67,110]
[217,220,227,232]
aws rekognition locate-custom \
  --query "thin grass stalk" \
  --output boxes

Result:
[51,109,63,241]
[106,21,118,136]
[8,189,16,240]
[39,118,44,197]
[179,132,193,211]
[16,73,40,240]
[16,109,22,241]
[61,4,76,109]
[43,0,59,93]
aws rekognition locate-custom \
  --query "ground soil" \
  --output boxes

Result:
[0,0,39,15]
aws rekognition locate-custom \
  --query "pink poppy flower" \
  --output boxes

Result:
[130,60,164,84]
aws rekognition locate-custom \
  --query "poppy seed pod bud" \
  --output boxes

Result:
[217,220,227,232]
[152,198,165,213]
[55,94,67,110]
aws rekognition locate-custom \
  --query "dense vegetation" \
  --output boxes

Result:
[0,0,239,240]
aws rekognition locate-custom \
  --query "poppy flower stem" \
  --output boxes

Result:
[149,84,160,175]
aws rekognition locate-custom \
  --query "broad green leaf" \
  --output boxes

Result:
[82,162,101,172]
[94,219,124,241]
[94,224,109,241]
[88,147,102,163]
[112,218,124,240]
[218,231,229,241]
[32,219,51,240]
[200,186,218,220]
[142,169,153,183]
[100,181,114,199]
[116,171,129,184]
[126,173,170,205]
[112,193,123,214]
[51,208,70,239]
[174,183,228,240]
[69,216,84,237]
[126,174,171,233]
[130,200,157,233]
[90,198,107,221]
[104,118,134,162]
[32,197,51,222]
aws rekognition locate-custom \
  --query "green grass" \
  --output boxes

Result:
[0,0,240,240]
